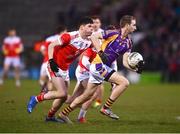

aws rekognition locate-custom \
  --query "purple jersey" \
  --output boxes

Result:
[100,30,132,66]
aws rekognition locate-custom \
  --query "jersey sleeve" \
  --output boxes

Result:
[58,33,71,45]
[83,48,93,57]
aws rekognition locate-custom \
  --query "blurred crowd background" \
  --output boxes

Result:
[0,0,179,82]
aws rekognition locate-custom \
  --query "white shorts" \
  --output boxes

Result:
[111,60,118,71]
[89,63,115,84]
[75,65,89,82]
[46,62,70,81]
[4,57,21,67]
[40,62,48,77]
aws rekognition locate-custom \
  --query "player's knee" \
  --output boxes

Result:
[56,91,67,99]
[116,78,129,88]
[82,92,93,102]
[86,94,93,101]
[39,79,45,86]
[61,95,68,102]
[122,79,129,88]
[61,92,68,98]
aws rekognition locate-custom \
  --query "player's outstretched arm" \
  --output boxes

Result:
[48,40,62,72]
[90,32,102,52]
[48,33,71,72]
[90,32,109,63]
[48,40,61,59]
[2,45,8,55]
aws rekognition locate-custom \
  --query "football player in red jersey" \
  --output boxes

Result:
[0,29,23,87]
[27,17,95,122]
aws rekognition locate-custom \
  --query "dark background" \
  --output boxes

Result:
[0,0,179,82]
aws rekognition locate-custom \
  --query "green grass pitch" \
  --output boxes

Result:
[0,79,180,133]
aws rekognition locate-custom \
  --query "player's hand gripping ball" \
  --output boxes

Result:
[128,52,145,73]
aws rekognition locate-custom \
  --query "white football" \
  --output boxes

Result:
[127,52,143,68]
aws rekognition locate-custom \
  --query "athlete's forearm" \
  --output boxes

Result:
[19,44,24,53]
[48,40,60,59]
[123,52,136,72]
[90,33,103,52]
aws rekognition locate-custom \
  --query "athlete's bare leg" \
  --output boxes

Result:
[0,64,10,85]
[93,84,104,107]
[14,66,21,87]
[45,77,69,119]
[59,71,129,121]
[66,79,88,104]
[107,72,129,100]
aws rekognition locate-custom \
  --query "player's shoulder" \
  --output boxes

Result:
[58,31,79,40]
[68,31,79,39]
[4,36,9,42]
[46,34,59,42]
[104,29,119,36]
[4,36,21,43]
[13,36,21,42]
[102,29,119,39]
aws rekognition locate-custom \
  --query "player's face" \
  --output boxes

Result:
[128,19,137,33]
[82,23,94,36]
[93,19,101,31]
[8,30,16,36]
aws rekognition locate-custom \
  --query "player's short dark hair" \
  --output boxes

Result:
[78,17,93,27]
[120,15,135,28]
[8,28,16,32]
[91,15,101,20]
[55,25,67,34]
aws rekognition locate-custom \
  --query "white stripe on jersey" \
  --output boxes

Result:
[69,31,92,50]
[4,36,21,45]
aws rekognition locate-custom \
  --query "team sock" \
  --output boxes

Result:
[36,93,45,102]
[47,108,57,118]
[78,108,87,119]
[61,105,73,116]
[103,97,115,109]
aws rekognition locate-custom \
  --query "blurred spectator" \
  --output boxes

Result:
[0,28,23,87]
